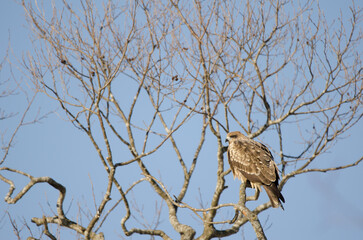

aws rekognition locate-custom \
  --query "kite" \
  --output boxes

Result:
[226,131,285,209]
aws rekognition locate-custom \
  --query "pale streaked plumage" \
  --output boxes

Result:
[226,131,285,209]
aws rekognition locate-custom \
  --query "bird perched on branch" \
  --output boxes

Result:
[226,131,285,209]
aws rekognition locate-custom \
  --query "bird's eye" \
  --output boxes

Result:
[230,135,237,138]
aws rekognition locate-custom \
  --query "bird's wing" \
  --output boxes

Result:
[228,139,278,185]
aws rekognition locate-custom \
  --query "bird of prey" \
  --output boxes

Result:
[226,131,285,209]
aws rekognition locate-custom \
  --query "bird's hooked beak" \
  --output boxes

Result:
[225,137,229,143]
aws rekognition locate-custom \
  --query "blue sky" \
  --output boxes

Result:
[1,1,362,239]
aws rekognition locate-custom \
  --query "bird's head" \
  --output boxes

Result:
[225,131,244,143]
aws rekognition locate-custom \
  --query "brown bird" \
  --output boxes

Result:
[226,131,285,209]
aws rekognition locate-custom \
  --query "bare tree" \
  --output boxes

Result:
[1,0,362,239]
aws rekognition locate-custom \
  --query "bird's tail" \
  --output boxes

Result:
[262,184,285,210]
